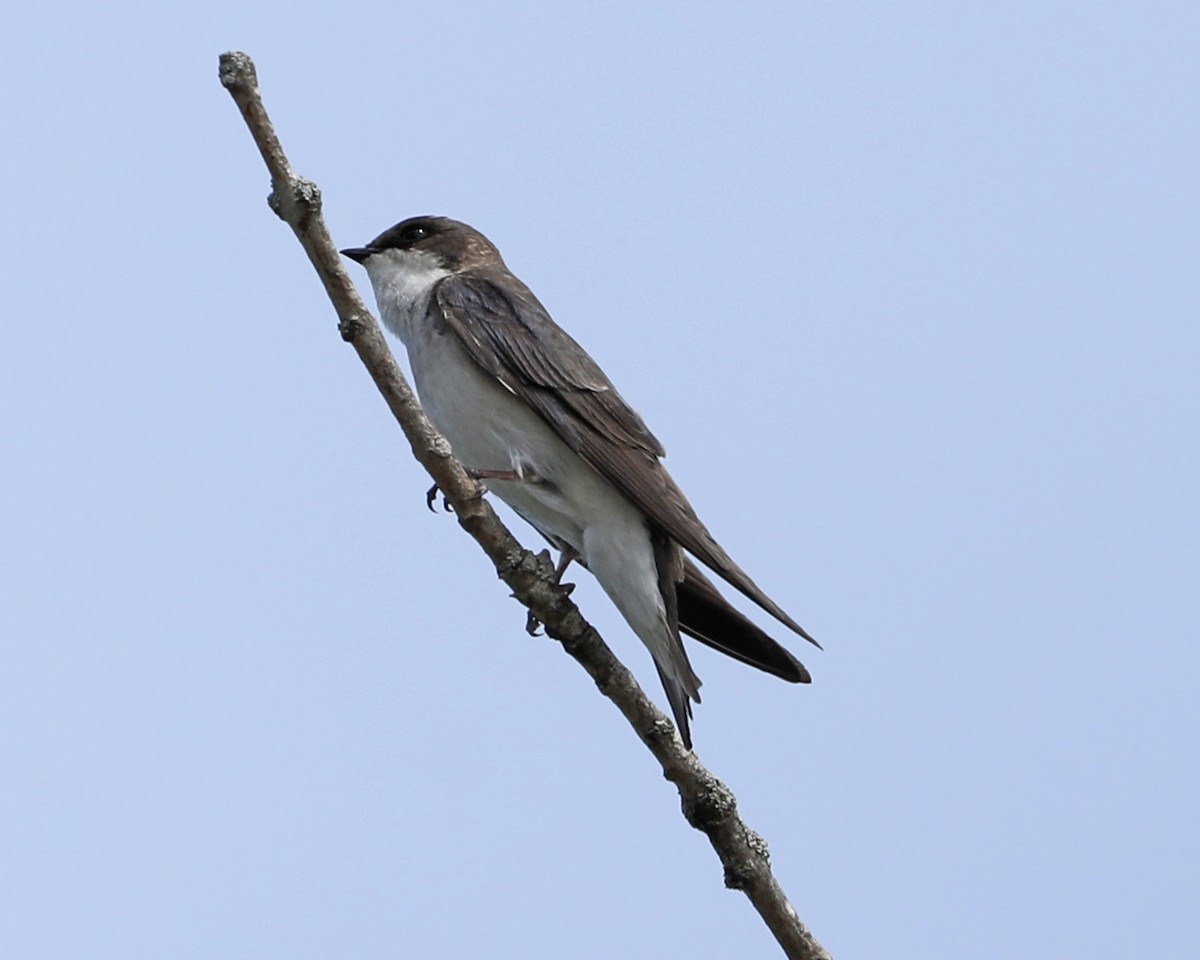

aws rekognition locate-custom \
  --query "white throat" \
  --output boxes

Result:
[362,248,452,345]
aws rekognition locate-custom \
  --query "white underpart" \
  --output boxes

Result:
[360,248,698,714]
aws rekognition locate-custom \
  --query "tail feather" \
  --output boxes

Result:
[653,659,697,750]
[677,558,811,684]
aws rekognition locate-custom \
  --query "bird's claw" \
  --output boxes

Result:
[425,483,453,513]
[525,610,544,636]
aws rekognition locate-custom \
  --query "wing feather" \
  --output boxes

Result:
[435,273,816,646]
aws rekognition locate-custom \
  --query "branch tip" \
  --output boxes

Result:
[218,51,257,92]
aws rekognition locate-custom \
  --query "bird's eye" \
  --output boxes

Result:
[399,223,430,245]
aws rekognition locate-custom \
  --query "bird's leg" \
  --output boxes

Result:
[427,463,549,512]
[427,464,540,514]
[464,465,544,484]
[553,546,579,586]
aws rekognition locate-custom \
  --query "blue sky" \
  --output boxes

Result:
[2,3,1197,957]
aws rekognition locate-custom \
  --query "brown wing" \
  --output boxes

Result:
[435,272,817,647]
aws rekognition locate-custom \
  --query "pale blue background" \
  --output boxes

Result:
[2,3,1197,957]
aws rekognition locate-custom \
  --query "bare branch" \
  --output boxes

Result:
[218,51,832,960]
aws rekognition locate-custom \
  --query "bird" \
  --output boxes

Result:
[341,216,817,748]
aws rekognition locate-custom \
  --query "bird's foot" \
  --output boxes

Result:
[523,548,579,636]
[426,468,500,513]
[553,546,579,584]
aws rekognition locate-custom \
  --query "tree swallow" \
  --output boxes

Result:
[342,216,817,748]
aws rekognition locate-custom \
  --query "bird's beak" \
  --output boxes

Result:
[339,247,375,264]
